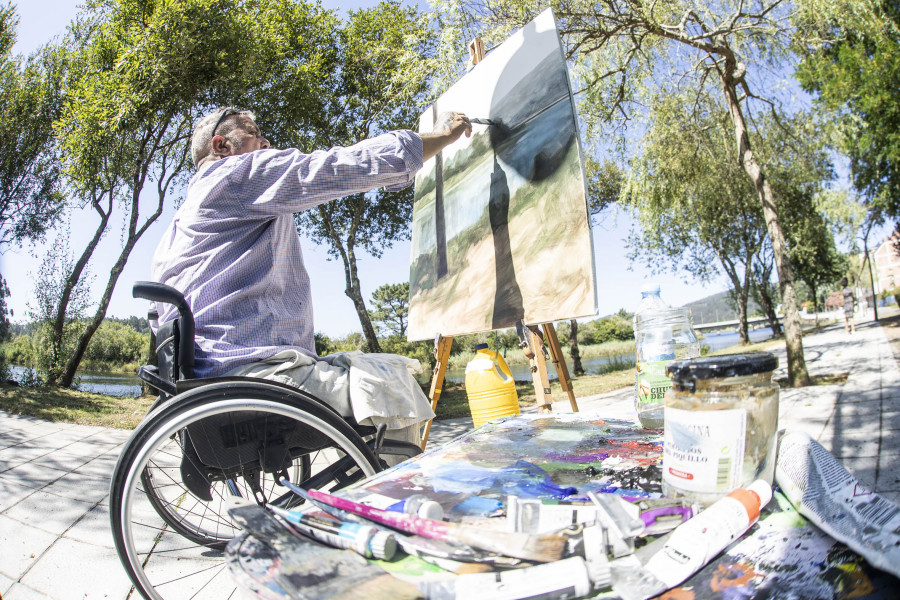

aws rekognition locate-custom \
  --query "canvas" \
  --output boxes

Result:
[407,8,597,341]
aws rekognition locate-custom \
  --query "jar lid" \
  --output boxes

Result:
[475,343,489,350]
[666,352,778,380]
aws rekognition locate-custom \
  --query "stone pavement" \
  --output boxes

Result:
[2,311,898,599]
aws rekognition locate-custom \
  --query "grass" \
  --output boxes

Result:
[0,383,154,429]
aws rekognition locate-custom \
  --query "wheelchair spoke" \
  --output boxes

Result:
[111,390,381,600]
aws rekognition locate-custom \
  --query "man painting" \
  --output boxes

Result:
[150,107,471,443]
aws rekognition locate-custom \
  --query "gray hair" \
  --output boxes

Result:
[190,107,257,168]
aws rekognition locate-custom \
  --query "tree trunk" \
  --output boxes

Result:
[48,194,112,385]
[58,174,169,387]
[343,244,381,354]
[719,256,750,345]
[317,199,382,353]
[569,319,584,376]
[811,283,819,327]
[720,61,809,386]
[753,274,782,337]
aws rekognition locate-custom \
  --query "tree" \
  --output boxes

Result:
[756,114,841,326]
[0,5,66,248]
[749,244,782,337]
[434,0,813,385]
[267,1,437,354]
[625,97,766,345]
[28,230,93,378]
[41,0,332,387]
[369,282,410,337]
[795,1,900,217]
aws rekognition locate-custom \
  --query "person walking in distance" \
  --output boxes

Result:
[841,277,856,334]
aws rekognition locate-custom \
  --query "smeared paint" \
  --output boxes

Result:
[658,588,695,600]
[709,562,761,599]
[424,460,577,499]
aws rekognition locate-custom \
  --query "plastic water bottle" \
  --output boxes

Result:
[465,343,519,428]
[633,284,700,429]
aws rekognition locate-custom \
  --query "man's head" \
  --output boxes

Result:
[191,107,270,168]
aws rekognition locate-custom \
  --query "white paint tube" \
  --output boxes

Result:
[611,480,772,600]
[775,430,900,578]
[420,556,594,600]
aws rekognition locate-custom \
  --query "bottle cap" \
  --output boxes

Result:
[666,352,778,381]
[413,498,445,521]
[368,530,398,560]
[640,282,661,295]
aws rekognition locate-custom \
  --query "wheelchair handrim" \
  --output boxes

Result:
[119,397,379,600]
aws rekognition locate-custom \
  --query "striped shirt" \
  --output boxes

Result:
[150,130,423,378]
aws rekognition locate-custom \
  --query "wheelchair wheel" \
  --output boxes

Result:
[109,383,381,600]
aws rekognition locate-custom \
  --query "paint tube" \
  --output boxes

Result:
[360,492,445,520]
[611,480,772,600]
[267,506,397,560]
[507,493,643,559]
[387,494,445,520]
[419,556,595,600]
[775,430,900,578]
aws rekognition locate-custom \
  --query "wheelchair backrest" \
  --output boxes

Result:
[133,281,196,382]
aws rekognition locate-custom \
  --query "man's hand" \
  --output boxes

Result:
[421,111,472,161]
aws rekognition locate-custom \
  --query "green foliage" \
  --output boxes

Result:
[796,1,900,215]
[577,314,634,345]
[82,320,147,365]
[369,282,410,337]
[585,158,623,217]
[0,5,66,248]
[279,1,438,352]
[625,94,765,287]
[28,230,94,381]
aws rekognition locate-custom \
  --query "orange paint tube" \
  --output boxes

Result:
[612,480,772,600]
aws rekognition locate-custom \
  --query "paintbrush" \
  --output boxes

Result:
[470,117,513,142]
[308,488,567,563]
[278,478,516,566]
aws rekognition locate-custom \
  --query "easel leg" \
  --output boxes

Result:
[525,327,554,413]
[421,335,453,451]
[543,323,579,412]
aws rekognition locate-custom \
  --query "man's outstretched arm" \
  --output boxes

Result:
[421,111,472,161]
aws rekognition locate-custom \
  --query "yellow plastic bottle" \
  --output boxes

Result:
[465,343,520,428]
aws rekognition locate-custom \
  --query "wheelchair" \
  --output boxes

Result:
[109,282,422,600]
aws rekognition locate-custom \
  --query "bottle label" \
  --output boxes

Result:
[663,407,746,493]
[636,360,672,408]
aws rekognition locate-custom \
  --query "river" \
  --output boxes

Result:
[6,326,777,395]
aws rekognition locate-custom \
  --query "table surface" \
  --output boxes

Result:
[227,413,898,600]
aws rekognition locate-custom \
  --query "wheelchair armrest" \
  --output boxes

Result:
[139,365,176,396]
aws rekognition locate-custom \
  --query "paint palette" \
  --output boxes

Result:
[342,413,663,522]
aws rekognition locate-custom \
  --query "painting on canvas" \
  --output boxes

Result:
[407,8,597,340]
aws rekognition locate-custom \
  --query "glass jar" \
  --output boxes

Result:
[661,352,779,507]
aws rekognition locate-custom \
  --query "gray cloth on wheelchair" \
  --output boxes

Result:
[223,349,436,432]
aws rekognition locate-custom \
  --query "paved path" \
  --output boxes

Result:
[2,312,898,599]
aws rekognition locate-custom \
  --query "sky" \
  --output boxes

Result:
[2,0,745,337]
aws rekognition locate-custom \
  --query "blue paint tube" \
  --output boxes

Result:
[267,505,397,560]
[387,494,445,520]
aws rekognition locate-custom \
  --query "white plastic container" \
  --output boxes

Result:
[632,284,700,429]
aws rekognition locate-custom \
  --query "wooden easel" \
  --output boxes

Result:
[420,322,580,450]
[418,38,579,450]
